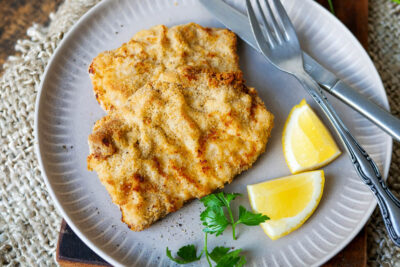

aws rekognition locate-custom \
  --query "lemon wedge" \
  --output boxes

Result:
[283,99,341,174]
[247,170,324,240]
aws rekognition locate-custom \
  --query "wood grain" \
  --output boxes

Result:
[317,0,369,49]
[0,0,63,71]
[324,229,367,267]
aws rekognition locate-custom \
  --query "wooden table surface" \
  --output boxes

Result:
[0,0,369,266]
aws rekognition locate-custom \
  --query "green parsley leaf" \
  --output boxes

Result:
[200,192,241,209]
[221,192,241,207]
[236,205,269,226]
[209,246,230,263]
[215,249,245,267]
[236,256,247,267]
[200,207,229,236]
[166,245,201,264]
[200,194,225,209]
[177,245,202,262]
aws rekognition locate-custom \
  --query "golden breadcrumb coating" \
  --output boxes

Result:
[87,71,273,231]
[89,23,239,111]
[87,23,274,231]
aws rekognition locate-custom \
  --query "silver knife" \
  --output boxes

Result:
[199,0,400,142]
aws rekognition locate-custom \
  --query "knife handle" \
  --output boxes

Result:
[327,80,400,142]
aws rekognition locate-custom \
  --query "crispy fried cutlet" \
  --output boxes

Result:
[89,23,239,111]
[87,72,274,231]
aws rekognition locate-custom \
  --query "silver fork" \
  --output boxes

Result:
[245,0,400,246]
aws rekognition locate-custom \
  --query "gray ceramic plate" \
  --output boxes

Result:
[35,0,392,266]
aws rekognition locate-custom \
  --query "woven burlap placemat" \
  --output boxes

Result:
[0,0,399,266]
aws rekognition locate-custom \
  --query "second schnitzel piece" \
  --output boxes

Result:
[89,23,239,111]
[87,72,274,231]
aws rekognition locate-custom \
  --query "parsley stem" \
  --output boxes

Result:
[327,0,335,14]
[227,207,236,240]
[204,233,212,267]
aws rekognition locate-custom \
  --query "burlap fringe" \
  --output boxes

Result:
[367,1,400,266]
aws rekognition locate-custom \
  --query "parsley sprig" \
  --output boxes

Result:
[200,192,269,240]
[166,192,269,266]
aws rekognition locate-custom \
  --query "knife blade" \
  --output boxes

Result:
[199,0,400,142]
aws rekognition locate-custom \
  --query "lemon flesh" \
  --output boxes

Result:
[283,99,341,174]
[247,170,324,240]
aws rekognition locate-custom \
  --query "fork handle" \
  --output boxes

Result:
[297,71,400,247]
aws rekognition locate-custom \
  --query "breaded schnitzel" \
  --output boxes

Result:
[89,23,239,111]
[87,71,273,231]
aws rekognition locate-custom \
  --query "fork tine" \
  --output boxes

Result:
[245,0,272,53]
[271,0,299,42]
[254,0,275,46]
[262,0,284,44]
